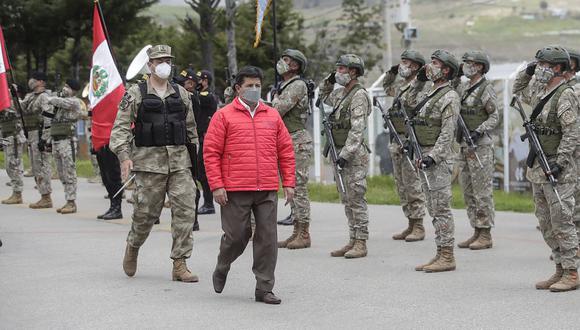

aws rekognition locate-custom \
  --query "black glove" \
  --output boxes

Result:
[421,156,435,169]
[389,64,399,74]
[37,139,46,152]
[457,64,464,78]
[470,131,482,143]
[336,157,347,169]
[549,164,562,179]
[327,72,336,84]
[417,66,428,82]
[525,62,537,76]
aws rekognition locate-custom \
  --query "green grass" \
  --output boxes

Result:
[0,151,96,178]
[0,150,534,212]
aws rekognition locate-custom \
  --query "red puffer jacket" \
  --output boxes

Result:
[203,97,295,192]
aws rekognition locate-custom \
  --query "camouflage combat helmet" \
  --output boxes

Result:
[566,48,580,72]
[431,49,459,79]
[401,50,426,67]
[282,49,308,74]
[535,45,570,71]
[336,54,365,76]
[462,50,490,73]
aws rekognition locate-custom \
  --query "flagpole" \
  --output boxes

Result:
[94,0,119,69]
[272,0,279,86]
[3,45,28,140]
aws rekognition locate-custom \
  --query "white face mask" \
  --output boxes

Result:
[276,59,290,75]
[463,63,479,78]
[154,62,172,80]
[398,64,413,79]
[241,87,261,104]
[335,72,352,86]
[426,63,444,82]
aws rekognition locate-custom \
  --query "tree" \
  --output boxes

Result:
[184,0,221,80]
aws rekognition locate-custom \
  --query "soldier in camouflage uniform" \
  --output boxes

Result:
[43,79,84,214]
[320,54,372,259]
[513,46,579,292]
[455,51,499,250]
[273,49,314,250]
[110,45,200,283]
[20,72,53,208]
[564,49,580,243]
[1,105,24,204]
[382,50,429,242]
[413,50,460,273]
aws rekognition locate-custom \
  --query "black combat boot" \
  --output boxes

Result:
[102,197,123,220]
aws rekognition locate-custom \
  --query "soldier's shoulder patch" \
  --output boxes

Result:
[119,92,135,111]
[200,91,209,96]
[560,109,576,126]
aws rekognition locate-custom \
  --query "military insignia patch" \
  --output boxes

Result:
[119,92,134,111]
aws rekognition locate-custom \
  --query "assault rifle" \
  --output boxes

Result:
[373,97,414,170]
[457,115,483,168]
[511,95,562,206]
[317,96,346,194]
[401,106,432,191]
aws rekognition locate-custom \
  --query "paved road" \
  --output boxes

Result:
[1,173,579,329]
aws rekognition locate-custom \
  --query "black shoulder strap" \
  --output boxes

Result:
[530,85,562,121]
[330,83,363,117]
[138,82,147,96]
[461,78,488,103]
[412,85,450,116]
[278,77,307,95]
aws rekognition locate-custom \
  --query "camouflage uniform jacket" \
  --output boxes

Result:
[320,80,372,164]
[272,75,309,133]
[110,80,198,174]
[0,106,23,138]
[456,77,499,146]
[513,70,578,184]
[414,82,460,164]
[20,89,53,132]
[42,96,84,141]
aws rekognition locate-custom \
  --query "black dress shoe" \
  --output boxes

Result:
[212,269,227,293]
[198,204,215,215]
[255,290,281,304]
[102,207,122,220]
[277,213,293,226]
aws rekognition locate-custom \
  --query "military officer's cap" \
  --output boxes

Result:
[147,45,174,59]
[174,68,198,84]
[196,70,213,83]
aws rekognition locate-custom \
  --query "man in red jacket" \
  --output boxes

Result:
[204,66,296,305]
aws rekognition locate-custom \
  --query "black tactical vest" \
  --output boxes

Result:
[134,82,187,147]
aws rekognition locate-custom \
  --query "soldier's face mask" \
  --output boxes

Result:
[28,78,38,90]
[398,64,413,79]
[153,62,172,80]
[463,62,479,78]
[276,59,290,75]
[426,63,444,82]
[535,64,555,84]
[335,72,352,86]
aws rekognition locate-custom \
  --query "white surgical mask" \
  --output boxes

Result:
[535,65,554,84]
[335,72,352,86]
[276,59,290,75]
[426,63,444,82]
[242,87,261,104]
[154,62,172,80]
[463,63,478,78]
[398,64,413,79]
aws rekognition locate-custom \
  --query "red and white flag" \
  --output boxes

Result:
[89,4,125,151]
[0,26,12,112]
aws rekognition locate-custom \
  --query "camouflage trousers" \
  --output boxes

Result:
[290,129,312,224]
[533,182,578,269]
[421,159,455,247]
[3,135,24,193]
[28,130,52,195]
[52,138,77,201]
[457,145,495,228]
[127,169,196,260]
[573,148,580,235]
[389,143,425,221]
[337,148,369,240]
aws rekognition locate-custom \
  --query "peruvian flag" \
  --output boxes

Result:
[89,4,125,151]
[0,26,12,112]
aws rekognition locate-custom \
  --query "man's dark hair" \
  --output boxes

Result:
[234,66,263,87]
